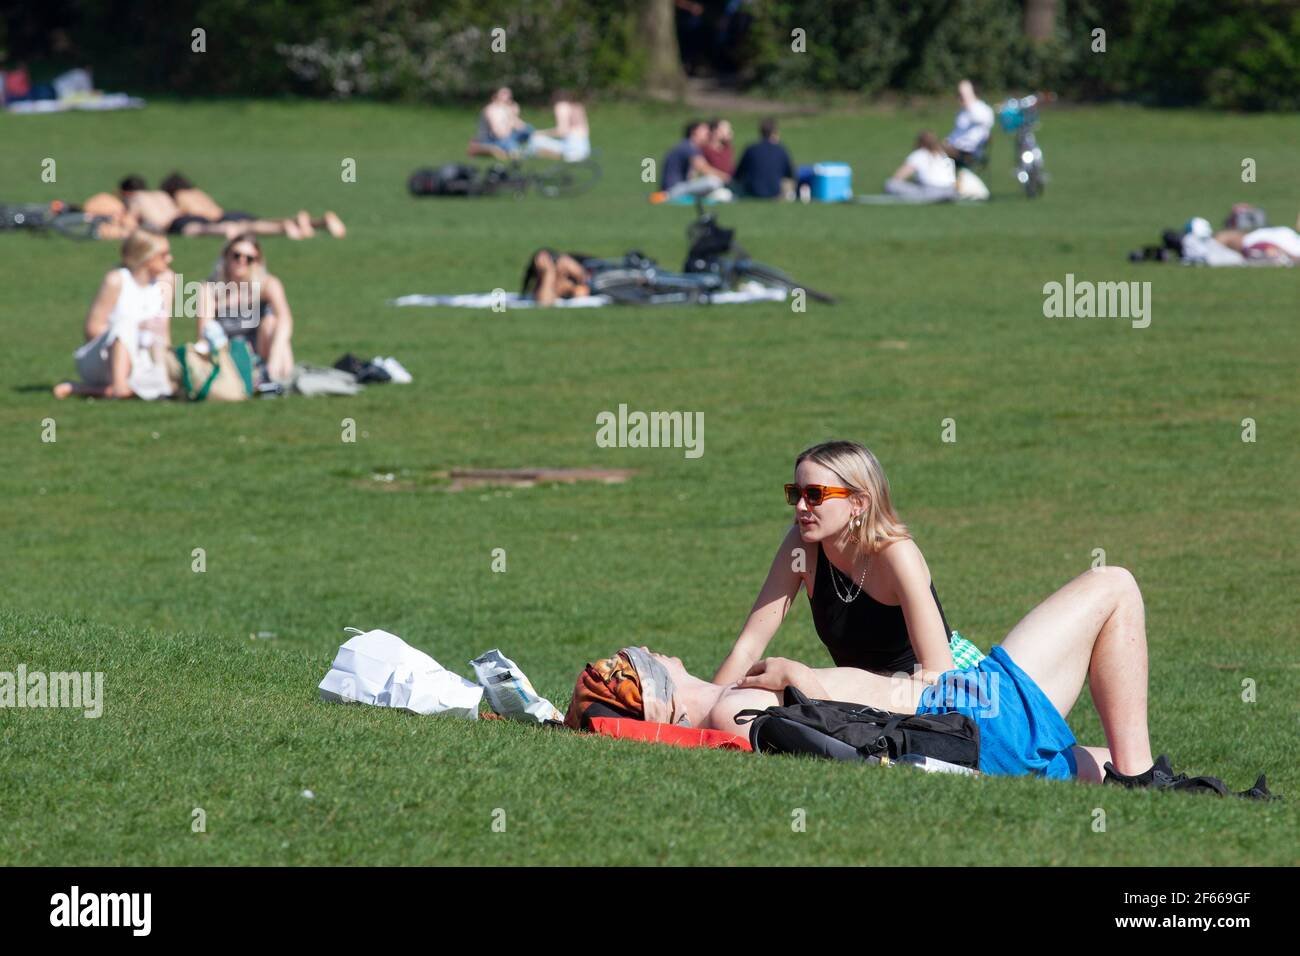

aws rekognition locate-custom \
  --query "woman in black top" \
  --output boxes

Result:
[197,234,297,383]
[713,440,957,686]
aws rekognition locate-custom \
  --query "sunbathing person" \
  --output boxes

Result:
[565,564,1271,796]
[469,87,532,161]
[1213,216,1300,262]
[566,646,781,737]
[80,192,139,239]
[196,234,296,382]
[526,90,591,162]
[521,248,596,306]
[117,174,297,240]
[54,230,175,400]
[160,172,346,240]
[118,175,182,233]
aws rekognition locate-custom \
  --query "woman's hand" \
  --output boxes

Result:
[734,657,805,692]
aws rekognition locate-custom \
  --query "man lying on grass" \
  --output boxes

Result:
[565,567,1272,796]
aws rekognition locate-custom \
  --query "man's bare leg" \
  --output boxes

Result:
[1000,567,1154,777]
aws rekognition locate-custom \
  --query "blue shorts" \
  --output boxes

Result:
[916,645,1078,780]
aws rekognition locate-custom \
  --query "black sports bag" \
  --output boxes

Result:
[735,685,980,769]
[408,163,480,197]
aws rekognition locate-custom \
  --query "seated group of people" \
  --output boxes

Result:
[884,80,993,202]
[81,174,346,241]
[562,440,1272,796]
[468,86,591,163]
[652,80,994,206]
[53,230,297,399]
[652,116,795,203]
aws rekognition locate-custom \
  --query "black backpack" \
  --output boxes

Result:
[408,164,480,197]
[735,686,980,769]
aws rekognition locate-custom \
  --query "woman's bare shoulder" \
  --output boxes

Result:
[875,536,930,578]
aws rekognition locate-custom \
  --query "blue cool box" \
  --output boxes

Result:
[811,162,853,202]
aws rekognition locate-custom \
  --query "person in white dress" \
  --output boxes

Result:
[54,230,175,400]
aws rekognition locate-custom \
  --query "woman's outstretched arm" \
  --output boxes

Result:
[736,657,936,712]
[712,523,805,684]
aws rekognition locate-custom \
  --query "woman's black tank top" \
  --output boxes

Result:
[808,543,951,674]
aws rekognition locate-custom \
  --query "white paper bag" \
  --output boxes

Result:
[319,628,483,718]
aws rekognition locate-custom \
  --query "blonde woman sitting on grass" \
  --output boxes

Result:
[197,234,297,384]
[54,230,174,400]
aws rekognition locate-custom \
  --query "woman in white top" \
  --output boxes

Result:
[886,130,988,202]
[885,130,959,201]
[54,230,174,400]
[527,90,592,162]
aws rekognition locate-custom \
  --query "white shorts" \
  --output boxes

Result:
[528,132,591,163]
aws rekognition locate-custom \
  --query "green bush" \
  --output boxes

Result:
[6,0,1297,109]
[272,0,642,101]
[8,0,640,102]
[741,0,1073,97]
[739,0,1300,110]
[1065,0,1300,110]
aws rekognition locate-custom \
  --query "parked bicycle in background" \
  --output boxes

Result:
[998,92,1054,198]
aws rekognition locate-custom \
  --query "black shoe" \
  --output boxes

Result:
[1106,755,1277,800]
[1104,754,1183,790]
[1237,774,1277,801]
[334,352,391,384]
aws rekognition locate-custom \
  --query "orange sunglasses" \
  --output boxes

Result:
[784,483,854,507]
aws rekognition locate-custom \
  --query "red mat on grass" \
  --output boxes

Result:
[589,717,752,752]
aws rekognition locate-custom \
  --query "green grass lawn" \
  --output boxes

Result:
[1,99,1297,865]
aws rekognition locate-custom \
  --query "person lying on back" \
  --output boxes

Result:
[521,248,594,306]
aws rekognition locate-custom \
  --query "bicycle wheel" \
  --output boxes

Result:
[736,260,837,304]
[1024,165,1045,198]
[533,159,601,199]
[49,213,102,240]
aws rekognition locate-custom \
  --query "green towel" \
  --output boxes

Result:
[949,631,987,670]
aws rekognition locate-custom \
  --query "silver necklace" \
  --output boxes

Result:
[828,550,870,604]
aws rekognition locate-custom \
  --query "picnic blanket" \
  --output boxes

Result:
[7,93,145,114]
[391,286,788,309]
[854,194,986,205]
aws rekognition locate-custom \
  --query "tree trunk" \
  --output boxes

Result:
[638,0,686,100]
[1024,0,1058,43]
